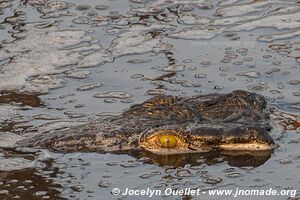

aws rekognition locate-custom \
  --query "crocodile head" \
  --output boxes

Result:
[18,90,275,155]
[139,123,274,155]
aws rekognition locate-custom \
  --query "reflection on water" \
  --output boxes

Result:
[0,148,272,199]
[0,92,41,107]
[131,150,272,168]
[0,165,64,199]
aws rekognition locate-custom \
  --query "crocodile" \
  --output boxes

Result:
[18,90,275,155]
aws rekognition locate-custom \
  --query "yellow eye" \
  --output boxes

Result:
[158,135,177,148]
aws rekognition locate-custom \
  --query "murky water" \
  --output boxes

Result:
[0,0,300,199]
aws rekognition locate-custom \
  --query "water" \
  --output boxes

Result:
[0,0,300,199]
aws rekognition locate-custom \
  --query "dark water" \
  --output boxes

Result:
[0,0,300,199]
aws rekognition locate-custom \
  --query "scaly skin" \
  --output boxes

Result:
[18,90,275,154]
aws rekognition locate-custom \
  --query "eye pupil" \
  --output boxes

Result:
[159,135,177,148]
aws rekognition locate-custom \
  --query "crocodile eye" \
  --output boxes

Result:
[158,135,177,148]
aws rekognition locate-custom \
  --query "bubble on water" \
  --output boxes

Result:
[200,61,211,66]
[70,185,84,192]
[0,1,12,9]
[33,114,61,120]
[183,59,192,63]
[26,0,47,6]
[103,99,117,103]
[288,80,300,85]
[277,50,291,55]
[279,159,292,164]
[63,111,86,118]
[195,73,207,78]
[236,48,248,53]
[97,112,121,117]
[38,1,74,14]
[75,4,90,11]
[282,71,290,76]
[269,90,281,95]
[220,58,231,63]
[269,43,292,51]
[72,16,90,24]
[98,180,111,188]
[272,61,282,66]
[277,84,285,89]
[249,84,268,92]
[219,67,229,71]
[162,65,185,72]
[131,74,144,79]
[266,67,280,75]
[224,168,236,173]
[130,0,145,3]
[90,15,109,25]
[47,1,70,10]
[154,183,168,189]
[106,162,118,166]
[229,36,240,41]
[65,70,91,79]
[233,61,243,65]
[120,162,140,168]
[236,71,260,78]
[203,176,223,184]
[262,55,272,59]
[94,91,132,99]
[182,82,201,88]
[146,89,166,95]
[225,54,238,59]
[214,85,224,90]
[140,171,161,179]
[176,169,194,177]
[59,93,75,99]
[197,1,214,9]
[293,91,300,97]
[86,10,97,17]
[136,157,151,163]
[127,58,152,64]
[94,5,109,10]
[225,172,243,178]
[77,82,102,91]
[121,99,134,104]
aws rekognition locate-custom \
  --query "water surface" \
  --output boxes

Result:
[0,0,300,199]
